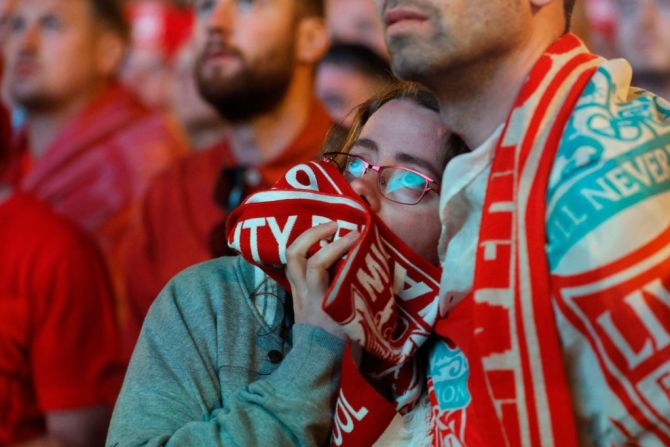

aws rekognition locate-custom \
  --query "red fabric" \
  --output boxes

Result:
[0,56,13,175]
[127,1,194,60]
[3,83,188,250]
[331,344,396,446]
[123,99,331,342]
[0,194,125,445]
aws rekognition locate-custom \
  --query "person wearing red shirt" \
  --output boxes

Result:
[0,191,124,446]
[122,0,332,342]
[1,0,189,320]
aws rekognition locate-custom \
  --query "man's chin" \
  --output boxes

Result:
[197,73,244,100]
[12,93,57,112]
[199,61,243,84]
[389,45,432,81]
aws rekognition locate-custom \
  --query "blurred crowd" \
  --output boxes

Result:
[0,0,668,444]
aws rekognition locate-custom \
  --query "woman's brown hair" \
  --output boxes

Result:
[322,80,468,170]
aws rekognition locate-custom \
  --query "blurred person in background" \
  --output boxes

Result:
[325,0,388,58]
[583,0,618,57]
[0,76,123,446]
[0,0,17,46]
[0,0,188,349]
[316,42,396,128]
[122,0,332,343]
[121,0,194,110]
[612,0,670,97]
[168,36,229,151]
[0,191,124,447]
[124,1,228,150]
[0,0,20,129]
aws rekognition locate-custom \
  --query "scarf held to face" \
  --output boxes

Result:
[226,160,444,415]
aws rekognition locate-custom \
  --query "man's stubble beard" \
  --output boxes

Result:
[386,26,462,91]
[195,41,295,124]
[10,81,63,114]
[388,34,444,85]
[387,16,526,97]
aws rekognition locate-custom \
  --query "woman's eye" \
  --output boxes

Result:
[347,159,366,177]
[387,171,424,192]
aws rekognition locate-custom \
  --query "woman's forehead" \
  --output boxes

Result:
[358,99,448,159]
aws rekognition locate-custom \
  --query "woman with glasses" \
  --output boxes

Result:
[285,82,463,340]
[107,81,467,446]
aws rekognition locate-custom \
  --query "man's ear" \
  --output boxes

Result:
[295,17,330,65]
[95,30,127,77]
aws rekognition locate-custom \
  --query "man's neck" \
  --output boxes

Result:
[188,121,230,152]
[228,69,313,166]
[433,32,562,150]
[26,83,107,160]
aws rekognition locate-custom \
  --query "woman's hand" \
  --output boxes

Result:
[285,221,359,339]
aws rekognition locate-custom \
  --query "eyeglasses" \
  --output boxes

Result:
[323,151,440,205]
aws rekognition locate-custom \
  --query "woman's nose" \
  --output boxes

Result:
[349,174,381,212]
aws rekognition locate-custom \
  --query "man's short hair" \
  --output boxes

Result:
[299,0,325,17]
[89,0,130,40]
[319,43,396,84]
[564,0,577,31]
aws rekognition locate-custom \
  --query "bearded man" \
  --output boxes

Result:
[122,0,332,343]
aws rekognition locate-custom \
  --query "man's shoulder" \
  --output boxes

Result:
[0,193,101,258]
[107,106,188,160]
[552,58,670,187]
[561,58,670,144]
[546,59,670,272]
[85,83,177,143]
[148,140,234,194]
[64,84,189,185]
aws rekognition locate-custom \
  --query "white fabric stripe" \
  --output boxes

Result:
[244,190,367,211]
[515,55,602,445]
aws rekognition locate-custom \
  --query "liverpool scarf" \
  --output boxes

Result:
[432,34,602,445]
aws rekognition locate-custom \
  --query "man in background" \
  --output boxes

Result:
[0,77,123,446]
[0,191,124,447]
[325,0,388,57]
[612,0,670,97]
[121,0,194,109]
[1,0,188,334]
[316,43,396,128]
[123,0,331,341]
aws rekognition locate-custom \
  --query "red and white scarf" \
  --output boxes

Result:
[225,160,443,416]
[431,34,602,446]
